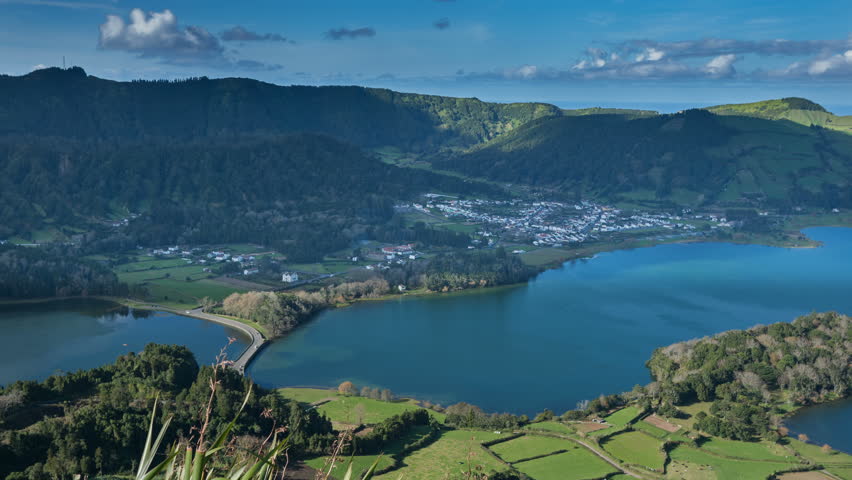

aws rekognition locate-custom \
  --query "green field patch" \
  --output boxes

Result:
[827,467,852,480]
[375,429,510,480]
[488,435,574,463]
[523,421,575,435]
[513,447,618,480]
[316,396,445,425]
[787,439,852,465]
[277,387,336,405]
[669,444,800,480]
[519,248,572,266]
[601,431,666,471]
[632,420,670,439]
[306,454,395,480]
[698,437,795,462]
[604,406,641,427]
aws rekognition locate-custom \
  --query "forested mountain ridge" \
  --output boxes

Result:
[435,108,852,209]
[706,97,852,135]
[0,67,560,150]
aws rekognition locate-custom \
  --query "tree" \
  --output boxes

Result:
[380,389,393,402]
[338,381,356,396]
[798,433,809,442]
[353,404,367,426]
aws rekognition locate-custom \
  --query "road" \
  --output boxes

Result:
[147,304,266,374]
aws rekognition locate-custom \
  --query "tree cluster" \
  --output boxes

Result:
[0,344,334,480]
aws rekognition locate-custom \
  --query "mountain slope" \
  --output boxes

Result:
[706,98,852,135]
[0,133,497,259]
[435,109,852,208]
[0,67,560,150]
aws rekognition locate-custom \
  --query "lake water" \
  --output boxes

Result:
[785,399,852,451]
[249,227,852,449]
[0,298,250,385]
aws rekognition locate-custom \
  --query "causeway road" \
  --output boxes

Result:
[144,304,266,374]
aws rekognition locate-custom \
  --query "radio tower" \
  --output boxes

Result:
[63,56,66,69]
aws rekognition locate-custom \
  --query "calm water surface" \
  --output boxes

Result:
[785,399,852,451]
[250,227,852,449]
[0,298,250,385]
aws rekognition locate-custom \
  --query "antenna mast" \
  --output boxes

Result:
[63,56,66,69]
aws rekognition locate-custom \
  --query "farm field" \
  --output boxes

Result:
[601,431,665,470]
[488,435,573,463]
[603,406,641,427]
[698,437,793,462]
[115,258,246,308]
[777,472,837,480]
[523,421,575,435]
[305,454,394,480]
[315,395,446,425]
[277,387,336,405]
[374,430,510,480]
[668,445,801,480]
[787,438,852,465]
[633,418,672,438]
[513,446,618,480]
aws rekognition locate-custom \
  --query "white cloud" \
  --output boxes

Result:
[97,8,280,70]
[635,47,665,62]
[807,50,852,75]
[99,9,223,61]
[703,54,738,77]
[31,64,48,70]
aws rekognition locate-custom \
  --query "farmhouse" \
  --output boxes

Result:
[381,243,415,255]
[281,272,299,283]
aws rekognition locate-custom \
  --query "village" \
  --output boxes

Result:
[399,194,735,248]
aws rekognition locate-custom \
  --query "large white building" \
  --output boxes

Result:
[281,272,299,283]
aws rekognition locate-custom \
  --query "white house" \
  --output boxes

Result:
[281,272,299,283]
[243,268,259,276]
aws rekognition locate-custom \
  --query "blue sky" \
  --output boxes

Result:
[2,0,851,112]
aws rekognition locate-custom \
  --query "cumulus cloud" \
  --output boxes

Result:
[325,27,376,40]
[703,54,738,77]
[99,9,223,60]
[433,18,450,30]
[221,26,290,43]
[565,34,852,80]
[98,9,280,70]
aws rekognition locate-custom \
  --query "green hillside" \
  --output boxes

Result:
[707,97,852,135]
[0,67,560,150]
[436,109,852,208]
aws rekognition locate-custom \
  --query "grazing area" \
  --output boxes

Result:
[603,406,641,427]
[315,394,445,426]
[523,421,576,435]
[373,429,510,480]
[667,445,801,480]
[277,387,338,404]
[488,435,574,463]
[601,431,666,470]
[698,437,793,462]
[512,447,619,480]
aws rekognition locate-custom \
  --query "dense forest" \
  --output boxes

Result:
[0,245,125,299]
[644,312,851,441]
[0,344,336,480]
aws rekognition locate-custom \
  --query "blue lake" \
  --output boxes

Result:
[249,227,852,449]
[0,298,250,385]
